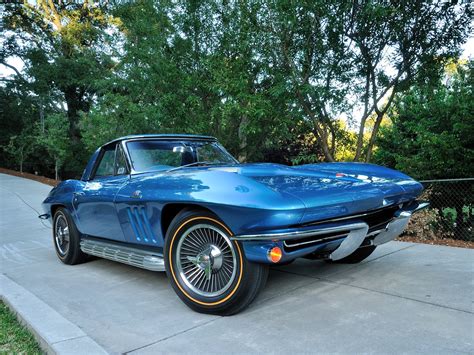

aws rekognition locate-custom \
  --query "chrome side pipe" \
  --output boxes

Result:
[80,239,165,272]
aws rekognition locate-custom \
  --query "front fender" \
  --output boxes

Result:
[117,170,307,235]
[42,180,80,224]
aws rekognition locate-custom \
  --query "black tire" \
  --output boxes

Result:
[164,209,268,315]
[328,245,377,264]
[53,208,89,265]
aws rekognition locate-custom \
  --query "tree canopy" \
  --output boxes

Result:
[0,0,472,179]
[374,60,474,180]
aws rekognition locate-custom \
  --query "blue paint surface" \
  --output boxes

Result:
[42,134,423,263]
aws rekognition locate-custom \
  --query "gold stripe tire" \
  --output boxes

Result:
[164,208,269,315]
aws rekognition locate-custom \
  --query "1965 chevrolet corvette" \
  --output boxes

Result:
[41,134,428,315]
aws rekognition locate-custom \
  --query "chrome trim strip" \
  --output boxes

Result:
[231,222,366,242]
[396,201,430,218]
[283,232,348,249]
[413,201,430,213]
[367,228,385,237]
[80,239,165,272]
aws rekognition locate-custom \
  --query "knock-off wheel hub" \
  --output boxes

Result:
[187,244,224,280]
[176,224,237,297]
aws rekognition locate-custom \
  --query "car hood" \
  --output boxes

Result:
[136,162,422,224]
[209,162,423,223]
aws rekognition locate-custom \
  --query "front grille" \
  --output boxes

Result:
[362,206,399,232]
[283,230,348,251]
[300,205,399,231]
[284,205,399,252]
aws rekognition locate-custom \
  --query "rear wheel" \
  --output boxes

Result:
[328,245,377,264]
[165,209,268,315]
[53,208,88,265]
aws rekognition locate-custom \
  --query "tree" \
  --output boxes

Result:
[36,114,70,180]
[1,0,472,178]
[1,0,119,173]
[374,60,474,179]
[81,0,292,161]
[0,84,39,167]
[3,130,36,173]
[265,0,471,161]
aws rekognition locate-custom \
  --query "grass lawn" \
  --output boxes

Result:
[0,301,43,354]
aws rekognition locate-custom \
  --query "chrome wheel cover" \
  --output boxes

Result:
[176,224,237,297]
[54,213,70,256]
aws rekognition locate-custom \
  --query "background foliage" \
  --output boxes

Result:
[0,0,472,180]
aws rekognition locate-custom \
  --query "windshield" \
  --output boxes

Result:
[126,140,238,173]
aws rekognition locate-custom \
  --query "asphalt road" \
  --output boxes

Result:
[0,173,473,354]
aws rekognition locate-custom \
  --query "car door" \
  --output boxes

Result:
[73,142,130,241]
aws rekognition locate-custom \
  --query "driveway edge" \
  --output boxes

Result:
[0,274,108,355]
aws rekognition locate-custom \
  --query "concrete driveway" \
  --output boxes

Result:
[1,173,473,354]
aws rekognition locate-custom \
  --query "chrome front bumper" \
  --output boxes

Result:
[233,201,429,261]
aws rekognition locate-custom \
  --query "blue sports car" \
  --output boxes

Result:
[41,134,428,315]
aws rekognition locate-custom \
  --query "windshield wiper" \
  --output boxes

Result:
[166,161,227,172]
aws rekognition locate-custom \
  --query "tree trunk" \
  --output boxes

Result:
[40,98,45,133]
[354,116,367,162]
[238,115,248,162]
[295,91,335,162]
[64,86,90,142]
[311,122,335,162]
[365,113,384,162]
[365,89,397,162]
[55,159,59,181]
[19,149,23,173]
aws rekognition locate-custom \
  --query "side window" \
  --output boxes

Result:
[94,147,115,178]
[115,144,129,175]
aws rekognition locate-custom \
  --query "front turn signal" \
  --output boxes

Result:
[267,246,283,263]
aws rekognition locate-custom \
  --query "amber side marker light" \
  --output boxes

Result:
[268,247,283,263]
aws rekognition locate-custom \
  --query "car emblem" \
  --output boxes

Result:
[131,190,142,199]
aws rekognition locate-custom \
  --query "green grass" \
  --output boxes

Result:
[0,301,43,354]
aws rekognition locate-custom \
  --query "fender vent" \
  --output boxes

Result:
[126,207,157,243]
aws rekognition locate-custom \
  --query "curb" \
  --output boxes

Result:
[0,274,108,355]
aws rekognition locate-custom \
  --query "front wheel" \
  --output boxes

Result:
[53,207,89,265]
[164,209,268,315]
